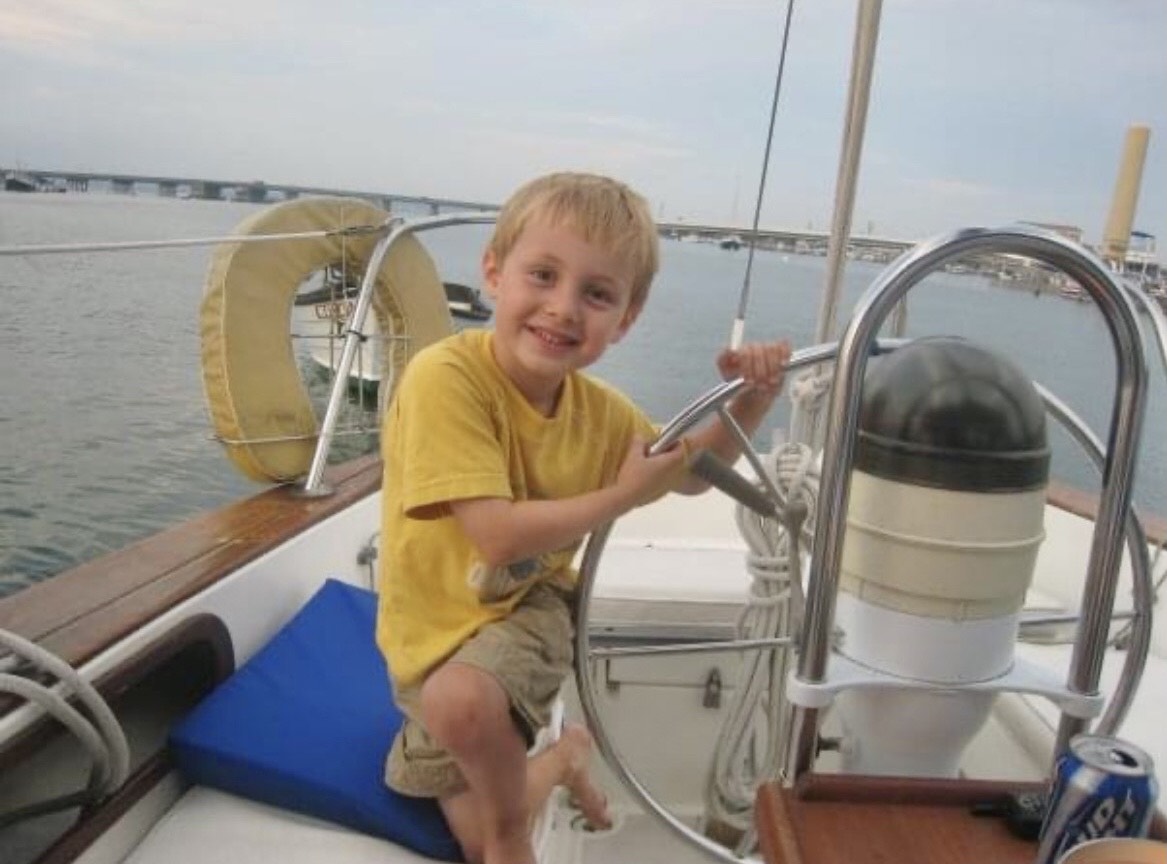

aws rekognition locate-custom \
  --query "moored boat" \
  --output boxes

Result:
[443,281,493,321]
[292,269,491,398]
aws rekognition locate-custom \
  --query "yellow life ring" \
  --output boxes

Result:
[200,197,452,483]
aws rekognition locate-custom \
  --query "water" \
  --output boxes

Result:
[2,193,1165,598]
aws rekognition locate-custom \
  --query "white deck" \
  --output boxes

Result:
[104,784,714,864]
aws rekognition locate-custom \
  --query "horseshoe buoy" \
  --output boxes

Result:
[200,197,452,483]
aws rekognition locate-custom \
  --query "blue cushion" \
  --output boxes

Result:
[170,579,461,862]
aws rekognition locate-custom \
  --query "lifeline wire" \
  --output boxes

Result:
[731,0,796,349]
[0,224,387,257]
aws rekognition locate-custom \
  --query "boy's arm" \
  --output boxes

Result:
[450,437,685,568]
[674,341,791,496]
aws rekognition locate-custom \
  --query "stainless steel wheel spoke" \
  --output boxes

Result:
[587,636,795,660]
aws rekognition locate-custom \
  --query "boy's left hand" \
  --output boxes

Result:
[716,340,792,399]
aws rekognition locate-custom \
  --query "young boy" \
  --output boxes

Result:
[376,172,790,864]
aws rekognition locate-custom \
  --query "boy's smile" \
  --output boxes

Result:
[483,219,639,414]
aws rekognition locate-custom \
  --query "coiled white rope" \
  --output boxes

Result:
[787,369,833,449]
[703,441,818,847]
[0,628,131,826]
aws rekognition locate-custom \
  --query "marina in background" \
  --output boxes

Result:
[7,127,1163,306]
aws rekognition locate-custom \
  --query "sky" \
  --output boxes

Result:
[2,0,1165,246]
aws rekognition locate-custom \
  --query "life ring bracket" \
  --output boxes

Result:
[200,197,452,483]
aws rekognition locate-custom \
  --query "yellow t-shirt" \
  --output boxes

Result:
[376,329,657,688]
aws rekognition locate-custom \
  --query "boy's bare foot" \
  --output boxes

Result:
[557,723,612,830]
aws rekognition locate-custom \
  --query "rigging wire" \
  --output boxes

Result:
[731,0,797,350]
[0,224,388,257]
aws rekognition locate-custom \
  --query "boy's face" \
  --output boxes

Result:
[482,217,639,411]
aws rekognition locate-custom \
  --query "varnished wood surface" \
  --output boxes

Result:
[755,775,1043,864]
[756,774,1167,864]
[0,455,382,676]
[1047,480,1167,546]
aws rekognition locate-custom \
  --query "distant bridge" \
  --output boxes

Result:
[5,166,923,258]
[3,167,498,215]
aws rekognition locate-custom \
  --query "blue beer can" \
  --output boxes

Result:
[1036,734,1158,864]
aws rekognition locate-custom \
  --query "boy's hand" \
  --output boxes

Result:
[615,436,687,508]
[716,340,792,399]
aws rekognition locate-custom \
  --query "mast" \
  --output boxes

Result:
[796,0,882,450]
[813,0,883,345]
[786,0,883,782]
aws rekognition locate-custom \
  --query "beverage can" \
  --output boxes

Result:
[1035,734,1158,864]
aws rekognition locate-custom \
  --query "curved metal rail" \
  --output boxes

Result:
[785,225,1148,780]
[574,342,869,864]
[302,211,498,492]
[573,333,1156,863]
[1037,385,1153,734]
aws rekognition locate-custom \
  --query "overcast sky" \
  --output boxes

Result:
[2,0,1164,245]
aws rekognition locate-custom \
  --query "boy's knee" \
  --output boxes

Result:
[420,664,510,751]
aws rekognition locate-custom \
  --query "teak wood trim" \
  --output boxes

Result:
[0,455,382,675]
[756,776,1043,864]
[756,774,1167,864]
[793,772,1047,806]
[1047,480,1167,546]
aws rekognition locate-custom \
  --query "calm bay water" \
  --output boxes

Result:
[2,192,1165,598]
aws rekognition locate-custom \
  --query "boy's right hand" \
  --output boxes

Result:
[615,436,688,508]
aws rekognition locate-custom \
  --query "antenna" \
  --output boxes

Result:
[731,0,796,350]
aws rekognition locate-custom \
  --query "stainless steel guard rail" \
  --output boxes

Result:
[784,225,1149,783]
[302,212,499,494]
[571,342,1156,864]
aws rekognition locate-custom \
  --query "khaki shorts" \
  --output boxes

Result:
[385,581,574,799]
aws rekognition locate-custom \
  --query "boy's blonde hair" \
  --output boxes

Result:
[487,172,660,310]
